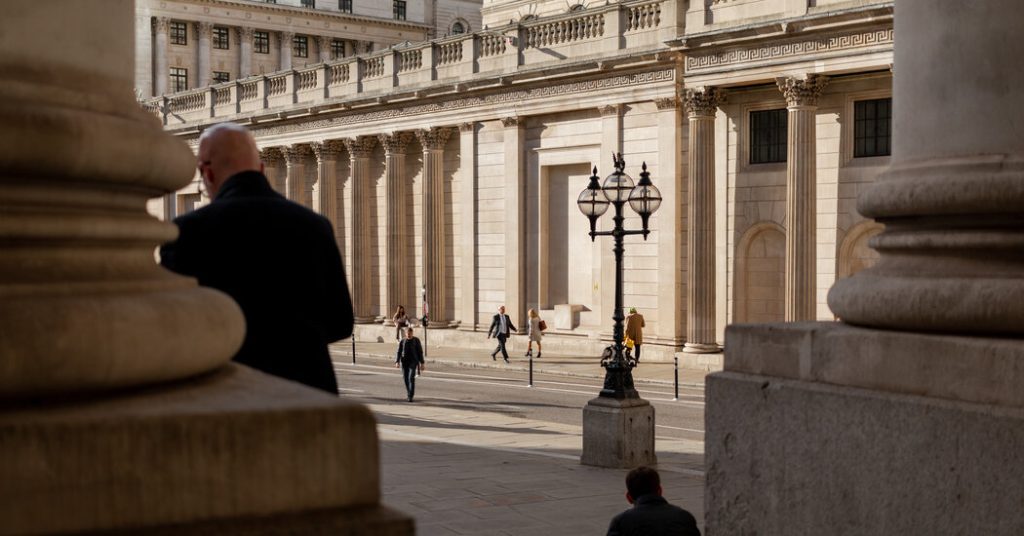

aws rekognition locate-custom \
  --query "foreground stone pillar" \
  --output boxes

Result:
[777,74,828,322]
[345,135,378,323]
[682,87,724,353]
[0,2,411,534]
[152,16,169,95]
[707,2,1024,534]
[417,127,453,327]
[195,21,212,87]
[238,26,254,78]
[379,132,413,325]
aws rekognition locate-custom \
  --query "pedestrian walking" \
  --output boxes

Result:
[394,327,425,402]
[526,308,545,359]
[392,305,409,341]
[487,305,516,364]
[625,307,645,364]
[606,466,701,536]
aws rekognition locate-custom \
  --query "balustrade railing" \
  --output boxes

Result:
[145,0,671,125]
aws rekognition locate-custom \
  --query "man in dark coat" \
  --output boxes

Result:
[394,327,425,402]
[487,305,516,364]
[607,466,701,536]
[160,123,353,395]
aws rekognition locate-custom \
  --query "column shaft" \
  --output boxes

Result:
[778,74,828,322]
[457,122,478,330]
[417,127,453,326]
[239,27,253,78]
[279,31,293,71]
[597,105,622,337]
[283,145,309,206]
[683,87,725,352]
[312,141,341,224]
[502,117,527,330]
[260,147,285,194]
[379,133,412,324]
[196,22,212,87]
[153,17,169,95]
[318,35,331,63]
[345,136,378,323]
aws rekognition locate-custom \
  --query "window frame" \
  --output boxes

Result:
[169,21,188,46]
[254,31,270,54]
[212,26,230,50]
[330,39,346,60]
[853,97,892,158]
[339,0,353,12]
[748,108,789,165]
[393,0,407,21]
[450,20,466,35]
[293,35,309,58]
[169,67,188,93]
[212,71,231,84]
[301,0,315,8]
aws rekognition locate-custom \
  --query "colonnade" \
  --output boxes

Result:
[257,127,457,328]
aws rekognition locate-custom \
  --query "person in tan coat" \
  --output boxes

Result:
[624,307,645,364]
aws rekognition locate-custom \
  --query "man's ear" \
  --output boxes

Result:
[626,492,634,505]
[259,161,265,174]
[657,485,664,497]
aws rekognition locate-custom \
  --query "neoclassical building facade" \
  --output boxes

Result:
[144,0,894,363]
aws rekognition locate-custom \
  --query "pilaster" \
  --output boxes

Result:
[378,132,414,325]
[279,31,294,71]
[653,96,687,349]
[682,87,726,353]
[597,104,622,338]
[416,127,454,327]
[457,122,478,330]
[777,74,828,322]
[344,136,379,323]
[238,27,254,78]
[501,117,527,330]
[195,21,213,87]
[317,35,332,64]
[152,17,169,95]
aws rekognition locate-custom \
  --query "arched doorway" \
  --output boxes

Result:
[735,223,786,324]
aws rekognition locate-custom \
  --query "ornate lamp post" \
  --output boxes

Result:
[577,154,662,468]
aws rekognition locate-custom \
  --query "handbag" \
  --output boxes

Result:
[624,336,635,349]
[538,319,547,331]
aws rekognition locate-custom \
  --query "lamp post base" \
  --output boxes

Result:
[581,396,657,468]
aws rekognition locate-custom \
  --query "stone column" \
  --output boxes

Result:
[152,16,169,95]
[378,132,413,325]
[457,122,478,330]
[597,104,621,337]
[260,146,285,193]
[283,144,311,206]
[654,96,686,350]
[195,21,213,87]
[317,35,331,63]
[417,127,454,327]
[682,87,725,353]
[311,140,342,225]
[279,31,294,71]
[344,136,378,323]
[502,116,527,329]
[777,74,829,322]
[238,26,254,78]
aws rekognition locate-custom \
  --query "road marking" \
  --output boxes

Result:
[337,387,365,393]
[656,424,705,434]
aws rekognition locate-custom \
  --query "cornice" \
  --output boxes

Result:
[157,0,431,33]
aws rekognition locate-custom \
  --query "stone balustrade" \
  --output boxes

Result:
[146,0,674,126]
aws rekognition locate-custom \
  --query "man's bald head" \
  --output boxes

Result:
[197,123,263,198]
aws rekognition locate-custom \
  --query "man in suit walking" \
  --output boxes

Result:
[487,305,516,364]
[160,123,353,395]
[395,327,425,402]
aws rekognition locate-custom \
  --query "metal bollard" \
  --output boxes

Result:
[673,356,679,401]
[351,336,356,365]
[528,355,534,388]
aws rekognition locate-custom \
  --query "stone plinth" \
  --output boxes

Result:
[581,396,656,469]
[554,304,584,330]
[0,364,413,535]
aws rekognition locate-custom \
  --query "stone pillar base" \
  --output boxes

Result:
[682,342,720,354]
[0,364,413,535]
[581,396,656,469]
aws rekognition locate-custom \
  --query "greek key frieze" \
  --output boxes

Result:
[686,28,893,72]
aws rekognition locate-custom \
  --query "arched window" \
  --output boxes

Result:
[568,4,585,12]
[450,20,466,35]
[520,14,538,22]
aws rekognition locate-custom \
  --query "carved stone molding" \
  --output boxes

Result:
[282,143,312,164]
[415,127,453,150]
[682,87,726,116]
[152,16,169,33]
[236,26,254,45]
[280,30,295,41]
[310,140,343,161]
[776,74,830,107]
[260,146,284,164]
[686,28,893,72]
[343,136,377,158]
[500,116,520,128]
[598,104,621,116]
[377,132,413,154]
[458,122,475,133]
[653,97,678,110]
[194,21,214,39]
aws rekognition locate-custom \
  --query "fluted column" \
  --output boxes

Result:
[344,136,378,323]
[317,35,331,63]
[238,26,254,78]
[260,146,285,194]
[279,31,294,71]
[283,144,311,206]
[152,17,169,95]
[379,132,413,324]
[311,141,342,224]
[777,74,829,322]
[829,0,1024,335]
[457,122,478,330]
[416,127,453,327]
[683,87,725,352]
[195,21,213,87]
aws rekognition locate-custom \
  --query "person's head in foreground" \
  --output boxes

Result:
[196,122,263,199]
[625,466,661,504]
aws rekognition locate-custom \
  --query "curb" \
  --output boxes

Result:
[330,350,706,389]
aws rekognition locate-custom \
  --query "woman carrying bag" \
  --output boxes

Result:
[527,308,546,359]
[392,305,409,341]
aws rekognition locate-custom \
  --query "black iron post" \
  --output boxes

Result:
[421,285,428,363]
[351,335,356,365]
[528,354,534,388]
[674,356,679,401]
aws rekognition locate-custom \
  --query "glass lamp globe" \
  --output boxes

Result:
[628,163,662,217]
[577,168,610,218]
[602,168,634,204]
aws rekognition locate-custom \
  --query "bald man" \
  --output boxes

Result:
[160,123,353,394]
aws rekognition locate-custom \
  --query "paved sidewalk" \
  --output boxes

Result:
[331,340,709,387]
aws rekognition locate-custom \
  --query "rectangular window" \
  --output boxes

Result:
[212,71,231,84]
[293,35,308,58]
[254,31,270,54]
[854,98,892,158]
[169,21,187,45]
[749,108,788,164]
[301,0,315,7]
[393,0,406,20]
[169,67,188,93]
[330,39,346,60]
[339,0,353,13]
[212,27,230,49]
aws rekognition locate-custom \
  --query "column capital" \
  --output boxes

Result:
[279,30,295,41]
[415,127,453,150]
[260,146,284,164]
[776,74,830,107]
[377,132,413,155]
[683,86,726,117]
[152,16,169,33]
[283,143,312,164]
[343,136,377,158]
[500,116,520,128]
[236,26,254,44]
[653,97,678,110]
[310,140,344,161]
[598,104,622,116]
[458,122,476,133]
[194,21,214,38]
[317,35,331,48]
